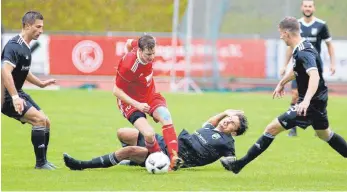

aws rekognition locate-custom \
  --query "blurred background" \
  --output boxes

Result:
[2,0,347,93]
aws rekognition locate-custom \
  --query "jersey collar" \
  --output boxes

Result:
[19,34,31,49]
[298,17,316,27]
[292,39,306,54]
[136,49,147,65]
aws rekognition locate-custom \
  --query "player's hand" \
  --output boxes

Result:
[12,96,26,115]
[41,79,56,88]
[272,84,285,99]
[135,102,150,113]
[297,100,310,116]
[224,109,244,116]
[330,63,336,75]
[279,66,287,77]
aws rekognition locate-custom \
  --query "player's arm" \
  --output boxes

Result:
[26,71,56,88]
[124,39,137,53]
[278,67,295,87]
[321,23,336,74]
[113,83,140,107]
[205,109,244,127]
[280,46,293,76]
[1,62,18,97]
[1,44,19,97]
[302,52,320,102]
[205,112,228,127]
[26,71,43,87]
[113,76,149,113]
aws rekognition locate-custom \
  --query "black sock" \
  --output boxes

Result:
[327,133,347,158]
[31,126,46,166]
[238,133,275,167]
[82,153,120,168]
[44,128,50,161]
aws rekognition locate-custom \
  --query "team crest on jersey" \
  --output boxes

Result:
[212,133,221,140]
[311,28,318,35]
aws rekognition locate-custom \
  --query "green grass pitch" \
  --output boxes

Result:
[2,90,346,191]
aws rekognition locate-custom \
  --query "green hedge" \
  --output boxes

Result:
[2,0,188,32]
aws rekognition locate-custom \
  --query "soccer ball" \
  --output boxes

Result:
[145,152,170,174]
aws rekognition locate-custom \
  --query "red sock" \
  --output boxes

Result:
[145,136,161,153]
[162,124,178,159]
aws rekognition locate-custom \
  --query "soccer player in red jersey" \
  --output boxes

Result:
[113,34,183,171]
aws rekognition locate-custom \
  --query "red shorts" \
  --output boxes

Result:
[117,93,167,120]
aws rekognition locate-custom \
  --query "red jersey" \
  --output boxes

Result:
[115,40,156,102]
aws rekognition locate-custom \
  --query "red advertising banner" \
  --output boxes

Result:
[49,35,266,78]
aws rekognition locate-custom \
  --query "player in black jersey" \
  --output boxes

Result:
[222,17,346,174]
[1,11,57,170]
[63,109,248,170]
[280,0,336,137]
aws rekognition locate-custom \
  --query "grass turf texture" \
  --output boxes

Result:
[2,90,347,191]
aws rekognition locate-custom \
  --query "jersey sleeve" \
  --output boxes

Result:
[201,122,215,129]
[222,140,235,157]
[130,39,138,49]
[1,43,19,68]
[320,23,332,42]
[115,54,135,87]
[300,51,317,74]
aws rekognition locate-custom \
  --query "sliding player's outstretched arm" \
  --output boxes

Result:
[206,109,244,127]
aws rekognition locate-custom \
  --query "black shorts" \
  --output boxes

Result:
[291,79,298,89]
[278,100,329,130]
[1,91,41,123]
[135,132,169,167]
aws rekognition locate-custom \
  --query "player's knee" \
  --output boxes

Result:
[31,115,47,127]
[153,106,172,125]
[45,118,51,129]
[264,119,283,136]
[316,129,332,141]
[117,128,130,141]
[143,131,156,143]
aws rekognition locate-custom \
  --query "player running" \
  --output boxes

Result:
[280,0,336,137]
[112,34,182,170]
[63,109,248,170]
[222,17,347,174]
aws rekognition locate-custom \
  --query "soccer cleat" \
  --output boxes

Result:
[63,153,84,170]
[169,150,184,171]
[35,163,55,170]
[47,161,58,169]
[220,158,243,174]
[287,127,297,137]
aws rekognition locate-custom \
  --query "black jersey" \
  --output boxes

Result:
[298,17,331,54]
[178,123,235,167]
[1,35,32,95]
[292,40,328,102]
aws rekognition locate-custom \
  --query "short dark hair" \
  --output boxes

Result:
[279,16,300,33]
[236,114,248,136]
[138,34,156,51]
[22,11,44,28]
